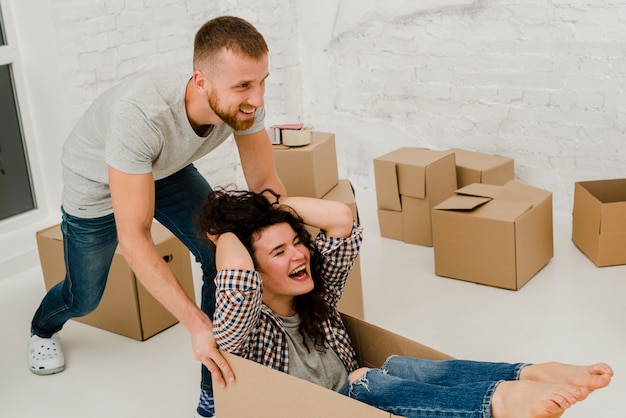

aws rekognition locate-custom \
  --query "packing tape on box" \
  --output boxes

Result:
[282,127,312,146]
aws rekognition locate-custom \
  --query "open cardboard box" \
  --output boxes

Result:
[432,181,553,290]
[572,179,626,267]
[213,313,452,417]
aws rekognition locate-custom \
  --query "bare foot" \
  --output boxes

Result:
[520,362,613,392]
[491,380,589,418]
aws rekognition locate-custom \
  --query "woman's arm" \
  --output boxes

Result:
[214,232,254,271]
[212,232,263,355]
[279,197,354,239]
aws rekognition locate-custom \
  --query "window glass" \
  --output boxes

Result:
[0,64,36,219]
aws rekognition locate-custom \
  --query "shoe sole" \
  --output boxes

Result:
[30,365,66,376]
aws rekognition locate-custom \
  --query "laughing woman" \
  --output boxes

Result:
[199,188,612,418]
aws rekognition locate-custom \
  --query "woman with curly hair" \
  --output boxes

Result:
[199,188,612,418]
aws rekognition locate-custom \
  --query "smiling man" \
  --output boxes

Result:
[28,16,285,418]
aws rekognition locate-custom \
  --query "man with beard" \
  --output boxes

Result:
[28,16,284,418]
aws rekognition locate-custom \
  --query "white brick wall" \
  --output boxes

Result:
[300,0,626,211]
[48,0,626,211]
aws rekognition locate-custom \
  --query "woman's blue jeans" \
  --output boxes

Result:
[31,164,217,393]
[338,356,526,418]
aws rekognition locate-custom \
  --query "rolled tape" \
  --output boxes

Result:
[282,128,312,146]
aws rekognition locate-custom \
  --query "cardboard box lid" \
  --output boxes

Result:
[450,148,513,170]
[36,221,177,248]
[374,148,454,199]
[448,148,515,187]
[434,183,535,222]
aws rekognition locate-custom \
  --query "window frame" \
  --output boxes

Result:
[0,0,64,243]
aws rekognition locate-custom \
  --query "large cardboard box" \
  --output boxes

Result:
[272,131,339,198]
[373,148,457,246]
[36,222,195,341]
[572,179,626,267]
[213,313,453,417]
[449,148,514,188]
[306,179,364,319]
[432,181,553,290]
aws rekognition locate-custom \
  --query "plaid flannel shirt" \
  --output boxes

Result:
[213,223,364,375]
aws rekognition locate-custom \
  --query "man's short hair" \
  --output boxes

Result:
[193,16,268,71]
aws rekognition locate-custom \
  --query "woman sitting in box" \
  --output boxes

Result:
[198,188,612,418]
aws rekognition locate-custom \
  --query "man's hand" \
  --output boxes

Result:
[192,324,235,388]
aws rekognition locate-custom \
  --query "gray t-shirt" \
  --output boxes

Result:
[61,65,265,218]
[280,314,349,392]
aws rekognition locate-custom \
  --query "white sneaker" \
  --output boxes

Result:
[28,333,65,375]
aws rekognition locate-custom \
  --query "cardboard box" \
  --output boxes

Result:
[572,179,626,267]
[449,148,514,188]
[272,131,339,198]
[36,222,195,341]
[373,148,457,246]
[213,313,453,417]
[306,179,364,319]
[432,181,553,290]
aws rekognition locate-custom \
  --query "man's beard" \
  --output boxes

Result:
[208,91,255,131]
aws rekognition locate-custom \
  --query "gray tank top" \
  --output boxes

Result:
[280,314,349,391]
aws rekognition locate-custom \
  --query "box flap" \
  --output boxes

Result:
[578,178,626,204]
[473,200,534,222]
[214,352,393,417]
[502,180,552,204]
[449,148,512,170]
[434,193,532,222]
[375,148,454,200]
[341,313,453,367]
[433,194,492,211]
[601,202,626,233]
[373,159,402,211]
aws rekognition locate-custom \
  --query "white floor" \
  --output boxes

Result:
[0,189,624,418]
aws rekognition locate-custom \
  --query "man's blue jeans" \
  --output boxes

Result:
[338,355,526,418]
[31,164,217,393]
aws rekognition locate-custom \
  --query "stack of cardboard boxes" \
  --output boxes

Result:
[373,148,457,247]
[272,131,365,319]
[373,147,557,291]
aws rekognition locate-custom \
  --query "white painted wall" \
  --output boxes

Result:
[2,0,625,278]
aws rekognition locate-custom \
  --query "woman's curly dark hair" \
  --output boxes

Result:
[197,187,331,353]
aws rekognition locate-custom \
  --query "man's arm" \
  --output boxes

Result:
[234,129,286,196]
[108,166,234,387]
